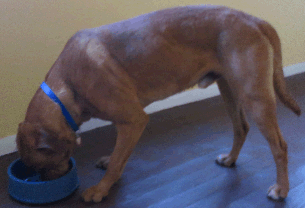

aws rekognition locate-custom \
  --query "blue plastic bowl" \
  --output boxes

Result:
[8,157,79,204]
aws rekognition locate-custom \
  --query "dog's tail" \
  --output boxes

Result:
[259,21,301,116]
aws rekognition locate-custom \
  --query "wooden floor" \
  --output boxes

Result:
[1,73,305,208]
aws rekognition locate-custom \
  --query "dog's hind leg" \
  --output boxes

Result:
[247,94,289,201]
[215,77,249,167]
[231,37,289,200]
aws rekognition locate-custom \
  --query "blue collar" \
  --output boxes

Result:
[40,82,79,132]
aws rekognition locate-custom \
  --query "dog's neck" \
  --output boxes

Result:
[47,81,83,127]
[25,79,84,135]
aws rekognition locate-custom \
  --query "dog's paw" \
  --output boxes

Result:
[267,184,287,201]
[81,185,109,203]
[215,154,236,167]
[96,156,110,169]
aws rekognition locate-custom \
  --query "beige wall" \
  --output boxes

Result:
[1,0,304,138]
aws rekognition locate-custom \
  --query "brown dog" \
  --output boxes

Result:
[16,5,301,203]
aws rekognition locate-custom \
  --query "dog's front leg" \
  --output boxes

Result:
[82,114,149,203]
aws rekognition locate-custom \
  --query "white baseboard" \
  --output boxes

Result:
[0,135,17,157]
[1,62,304,156]
[283,62,305,77]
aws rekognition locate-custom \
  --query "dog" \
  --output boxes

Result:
[16,5,301,203]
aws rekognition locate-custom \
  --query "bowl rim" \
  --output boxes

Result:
[7,157,77,185]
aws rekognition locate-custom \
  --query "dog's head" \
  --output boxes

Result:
[16,121,78,180]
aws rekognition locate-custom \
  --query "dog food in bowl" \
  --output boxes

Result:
[8,157,79,204]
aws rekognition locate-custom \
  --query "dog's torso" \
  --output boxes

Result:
[52,5,266,111]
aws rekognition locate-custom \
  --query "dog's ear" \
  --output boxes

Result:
[17,122,41,150]
[36,130,53,150]
[17,122,54,151]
